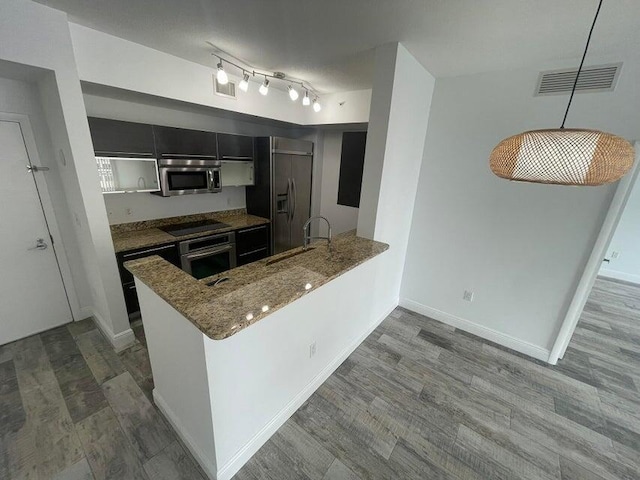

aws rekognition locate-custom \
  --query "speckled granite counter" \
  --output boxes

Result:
[124,231,388,340]
[110,209,269,253]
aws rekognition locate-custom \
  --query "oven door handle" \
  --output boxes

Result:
[183,244,233,260]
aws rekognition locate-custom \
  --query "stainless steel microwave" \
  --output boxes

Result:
[156,158,221,196]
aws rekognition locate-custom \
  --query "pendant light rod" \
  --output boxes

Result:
[560,0,604,129]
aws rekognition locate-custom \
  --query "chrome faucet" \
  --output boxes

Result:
[303,216,332,251]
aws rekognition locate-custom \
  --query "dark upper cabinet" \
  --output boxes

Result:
[88,117,156,157]
[217,133,254,160]
[153,125,218,159]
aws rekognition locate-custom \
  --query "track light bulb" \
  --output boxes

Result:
[216,61,228,85]
[302,91,310,106]
[259,78,269,96]
[313,98,321,112]
[239,73,250,92]
[288,85,299,101]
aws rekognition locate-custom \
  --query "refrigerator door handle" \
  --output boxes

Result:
[287,178,292,222]
[291,177,297,222]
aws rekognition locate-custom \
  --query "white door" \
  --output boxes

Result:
[0,118,72,345]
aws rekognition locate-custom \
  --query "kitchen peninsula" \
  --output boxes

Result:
[125,231,389,480]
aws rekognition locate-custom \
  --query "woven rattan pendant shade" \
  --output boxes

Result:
[490,128,634,186]
[489,0,635,186]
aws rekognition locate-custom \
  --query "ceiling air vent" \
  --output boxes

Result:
[213,76,236,99]
[535,63,621,96]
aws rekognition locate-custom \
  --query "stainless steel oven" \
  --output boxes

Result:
[179,232,236,280]
[156,158,221,196]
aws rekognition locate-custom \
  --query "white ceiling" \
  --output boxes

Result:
[34,0,640,94]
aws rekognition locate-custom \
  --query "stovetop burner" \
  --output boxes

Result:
[160,220,230,237]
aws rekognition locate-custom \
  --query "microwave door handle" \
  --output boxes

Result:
[207,169,214,191]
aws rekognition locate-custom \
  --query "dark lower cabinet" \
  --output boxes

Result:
[236,224,270,266]
[117,243,180,316]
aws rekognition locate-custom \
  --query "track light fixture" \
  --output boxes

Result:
[210,49,321,111]
[216,60,228,85]
[239,72,250,92]
[259,77,270,96]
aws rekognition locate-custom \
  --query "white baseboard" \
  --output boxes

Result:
[86,308,136,352]
[599,269,640,286]
[153,390,218,480]
[400,299,551,363]
[214,299,399,480]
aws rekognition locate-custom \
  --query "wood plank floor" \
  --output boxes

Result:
[1,276,639,479]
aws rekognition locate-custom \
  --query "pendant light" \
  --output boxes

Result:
[489,0,634,186]
[302,90,311,106]
[288,85,299,101]
[216,59,228,85]
[259,77,269,96]
[239,72,250,92]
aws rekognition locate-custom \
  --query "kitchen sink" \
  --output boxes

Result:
[265,247,316,266]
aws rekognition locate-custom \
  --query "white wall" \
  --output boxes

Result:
[137,250,395,480]
[82,88,312,223]
[401,54,640,359]
[358,43,435,306]
[0,75,89,320]
[70,24,371,127]
[601,172,640,284]
[319,131,359,235]
[0,0,133,349]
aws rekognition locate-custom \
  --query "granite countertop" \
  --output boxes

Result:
[110,209,270,253]
[124,231,389,340]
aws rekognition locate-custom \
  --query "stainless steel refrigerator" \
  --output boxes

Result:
[246,137,313,254]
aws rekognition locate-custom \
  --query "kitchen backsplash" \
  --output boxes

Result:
[103,186,246,224]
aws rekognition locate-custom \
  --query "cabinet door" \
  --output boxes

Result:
[217,133,254,160]
[153,126,218,158]
[117,243,180,316]
[236,224,270,266]
[88,117,155,157]
[117,243,180,285]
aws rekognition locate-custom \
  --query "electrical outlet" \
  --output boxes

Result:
[309,342,317,358]
[463,290,474,302]
[611,251,620,259]
[126,208,133,216]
